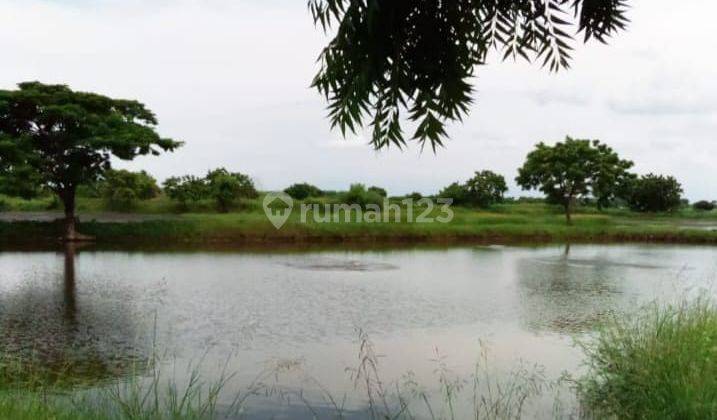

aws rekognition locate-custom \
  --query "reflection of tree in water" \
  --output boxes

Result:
[517,245,632,334]
[0,245,150,388]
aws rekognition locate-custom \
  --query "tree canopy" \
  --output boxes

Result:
[438,170,508,208]
[309,0,629,150]
[0,82,180,239]
[284,182,323,200]
[516,137,633,223]
[626,174,683,213]
[465,170,508,207]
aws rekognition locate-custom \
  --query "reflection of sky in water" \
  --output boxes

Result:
[1,245,716,416]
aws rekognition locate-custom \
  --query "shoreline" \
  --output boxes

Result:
[2,217,717,251]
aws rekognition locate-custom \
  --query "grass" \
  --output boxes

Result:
[3,301,717,419]
[3,193,717,247]
[579,298,717,419]
[0,330,571,419]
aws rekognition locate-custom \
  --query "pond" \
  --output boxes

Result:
[1,244,716,418]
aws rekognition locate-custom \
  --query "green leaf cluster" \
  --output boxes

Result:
[309,0,629,150]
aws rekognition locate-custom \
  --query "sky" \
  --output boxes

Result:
[0,0,715,199]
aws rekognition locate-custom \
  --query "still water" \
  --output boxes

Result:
[1,244,716,417]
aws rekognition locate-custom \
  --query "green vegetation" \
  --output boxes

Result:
[580,298,717,419]
[516,137,634,224]
[2,299,716,418]
[626,174,684,213]
[309,0,628,149]
[162,176,208,211]
[441,170,508,208]
[342,183,384,210]
[283,182,322,200]
[367,185,388,197]
[0,361,239,420]
[0,82,180,240]
[205,168,258,212]
[161,169,258,213]
[2,195,717,247]
[0,330,565,419]
[693,200,715,211]
[101,170,161,211]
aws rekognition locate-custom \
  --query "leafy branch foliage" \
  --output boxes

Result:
[309,0,629,150]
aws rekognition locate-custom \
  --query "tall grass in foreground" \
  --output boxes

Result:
[579,297,717,419]
[9,300,717,420]
[0,330,573,419]
[0,358,258,420]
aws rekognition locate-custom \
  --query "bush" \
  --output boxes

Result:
[438,171,508,208]
[0,198,7,212]
[693,200,715,211]
[206,168,259,212]
[438,182,470,206]
[626,174,683,212]
[465,170,508,207]
[580,298,717,418]
[163,169,257,212]
[76,182,102,198]
[107,187,137,211]
[407,192,423,200]
[368,186,387,197]
[162,176,209,210]
[342,183,384,209]
[284,183,322,200]
[100,169,160,211]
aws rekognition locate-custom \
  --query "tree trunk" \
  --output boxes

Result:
[62,188,77,240]
[60,187,93,242]
[565,197,573,225]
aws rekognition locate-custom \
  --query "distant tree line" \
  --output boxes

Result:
[0,84,701,235]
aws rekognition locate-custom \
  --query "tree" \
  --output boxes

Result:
[284,182,323,200]
[0,82,180,239]
[343,183,383,209]
[310,0,629,150]
[591,145,636,210]
[163,175,208,210]
[516,137,633,224]
[206,168,258,212]
[465,170,508,208]
[368,186,388,197]
[693,200,715,212]
[626,174,683,213]
[439,182,470,207]
[100,169,160,211]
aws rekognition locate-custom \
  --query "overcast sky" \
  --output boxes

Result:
[0,0,715,199]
